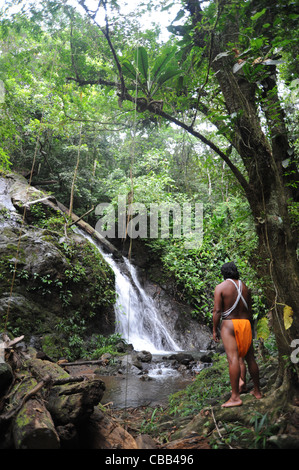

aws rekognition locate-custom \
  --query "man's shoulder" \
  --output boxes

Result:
[215,280,227,291]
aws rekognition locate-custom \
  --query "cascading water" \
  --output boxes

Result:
[77,230,180,354]
[109,255,180,353]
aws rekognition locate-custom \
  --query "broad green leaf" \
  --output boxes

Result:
[284,305,293,330]
[152,47,177,83]
[135,46,148,82]
[121,60,137,80]
[251,8,266,22]
[256,317,270,340]
[157,67,181,86]
[172,9,185,23]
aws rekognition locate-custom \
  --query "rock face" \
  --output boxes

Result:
[108,238,214,353]
[1,172,214,357]
[0,173,116,358]
[142,278,213,351]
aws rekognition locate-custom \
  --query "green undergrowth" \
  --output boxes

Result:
[168,354,231,417]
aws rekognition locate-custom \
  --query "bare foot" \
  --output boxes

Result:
[250,389,262,399]
[221,396,243,408]
[238,377,248,393]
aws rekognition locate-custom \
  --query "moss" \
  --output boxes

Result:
[1,187,116,359]
[41,334,68,361]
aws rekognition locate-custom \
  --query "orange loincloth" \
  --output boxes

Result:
[231,319,252,358]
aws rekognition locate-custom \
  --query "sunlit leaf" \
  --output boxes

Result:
[152,47,176,83]
[233,61,247,74]
[135,46,148,82]
[251,8,266,22]
[284,305,293,330]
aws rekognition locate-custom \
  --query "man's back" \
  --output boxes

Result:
[218,279,251,319]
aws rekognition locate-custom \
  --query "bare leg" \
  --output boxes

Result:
[221,321,243,407]
[245,344,262,399]
[239,358,247,393]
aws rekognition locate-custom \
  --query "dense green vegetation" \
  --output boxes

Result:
[0,0,298,381]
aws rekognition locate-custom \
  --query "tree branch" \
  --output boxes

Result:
[72,0,251,198]
[156,107,251,196]
[66,76,118,88]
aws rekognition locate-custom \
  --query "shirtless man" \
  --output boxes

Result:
[213,262,262,407]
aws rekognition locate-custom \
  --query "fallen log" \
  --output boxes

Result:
[47,375,106,424]
[3,375,51,421]
[6,172,119,255]
[56,201,119,255]
[59,359,105,367]
[28,356,106,425]
[13,398,60,449]
[2,370,60,449]
[78,407,138,449]
[1,348,106,448]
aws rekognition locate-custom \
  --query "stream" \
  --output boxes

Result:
[99,354,210,409]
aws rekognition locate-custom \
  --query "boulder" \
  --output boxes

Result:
[136,350,152,363]
[168,353,194,364]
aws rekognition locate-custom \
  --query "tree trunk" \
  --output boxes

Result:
[197,2,299,383]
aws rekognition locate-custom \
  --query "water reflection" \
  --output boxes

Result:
[100,372,192,409]
[99,352,212,409]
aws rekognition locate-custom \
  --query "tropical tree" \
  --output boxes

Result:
[64,0,299,391]
[1,0,298,395]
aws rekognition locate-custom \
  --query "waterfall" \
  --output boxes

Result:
[77,230,180,354]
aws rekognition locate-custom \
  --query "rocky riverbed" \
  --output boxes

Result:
[65,348,215,409]
[0,337,214,449]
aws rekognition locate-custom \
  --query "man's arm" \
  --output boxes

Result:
[213,285,222,342]
[247,288,254,329]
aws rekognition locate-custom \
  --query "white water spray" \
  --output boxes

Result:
[78,230,180,353]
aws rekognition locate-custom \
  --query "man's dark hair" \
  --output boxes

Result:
[221,262,240,280]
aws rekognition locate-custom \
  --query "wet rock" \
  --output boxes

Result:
[136,350,152,363]
[115,341,126,352]
[120,353,143,372]
[168,353,194,364]
[198,351,214,363]
[139,375,153,381]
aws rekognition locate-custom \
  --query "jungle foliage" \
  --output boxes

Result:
[0,0,298,371]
